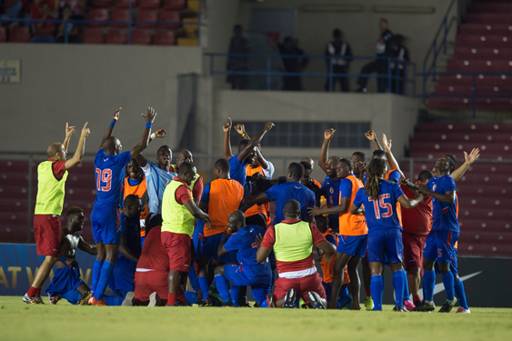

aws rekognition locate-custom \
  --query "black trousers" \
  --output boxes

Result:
[282,75,303,91]
[357,59,388,92]
[325,65,349,92]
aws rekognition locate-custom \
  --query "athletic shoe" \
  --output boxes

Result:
[414,301,435,312]
[122,291,135,306]
[364,296,374,311]
[48,294,61,305]
[148,292,158,307]
[283,288,298,308]
[79,292,92,305]
[88,297,106,306]
[23,293,44,304]
[439,299,456,313]
[456,307,471,314]
[307,291,327,309]
[393,306,408,312]
[403,299,416,311]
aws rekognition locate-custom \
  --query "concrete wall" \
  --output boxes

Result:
[0,44,201,154]
[212,90,419,176]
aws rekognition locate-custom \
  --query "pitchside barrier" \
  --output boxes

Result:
[0,242,510,307]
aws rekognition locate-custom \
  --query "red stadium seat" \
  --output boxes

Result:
[162,0,185,10]
[82,27,105,44]
[138,0,160,9]
[136,10,158,27]
[131,29,152,44]
[153,30,175,45]
[111,8,131,27]
[8,26,30,43]
[158,10,180,29]
[91,0,114,8]
[114,0,135,8]
[105,28,129,44]
[87,8,110,26]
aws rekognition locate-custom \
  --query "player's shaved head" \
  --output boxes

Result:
[176,149,193,167]
[103,136,122,155]
[288,162,305,181]
[372,149,387,160]
[336,158,352,179]
[214,158,230,177]
[47,143,66,160]
[65,206,85,233]
[227,210,246,232]
[177,161,196,184]
[283,200,301,219]
[124,194,141,218]
[157,145,172,169]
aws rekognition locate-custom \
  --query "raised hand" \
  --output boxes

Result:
[323,128,336,141]
[364,129,377,141]
[154,128,167,138]
[142,106,157,123]
[65,122,76,138]
[264,121,275,131]
[234,123,247,137]
[464,148,480,165]
[80,122,91,138]
[113,107,122,121]
[381,133,392,152]
[223,116,232,133]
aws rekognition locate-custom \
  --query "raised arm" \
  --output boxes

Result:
[136,128,167,167]
[309,197,350,216]
[78,236,97,255]
[398,193,425,208]
[365,129,383,151]
[100,107,122,148]
[63,122,76,153]
[418,187,454,204]
[223,116,233,159]
[382,133,405,179]
[234,123,251,140]
[254,147,269,169]
[319,128,335,174]
[131,106,157,160]
[451,148,480,182]
[240,192,269,212]
[64,122,90,170]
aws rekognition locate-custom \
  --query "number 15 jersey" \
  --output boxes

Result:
[353,180,404,232]
[94,149,131,207]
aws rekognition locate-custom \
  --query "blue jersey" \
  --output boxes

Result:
[224,225,266,268]
[229,155,248,186]
[322,176,341,231]
[143,161,176,214]
[353,180,404,232]
[428,175,459,233]
[119,214,141,260]
[94,149,131,207]
[265,181,316,224]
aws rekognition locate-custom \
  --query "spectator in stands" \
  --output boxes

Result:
[356,18,394,93]
[30,0,58,43]
[0,0,23,25]
[278,36,309,91]
[56,5,79,43]
[388,34,410,95]
[324,28,353,92]
[226,24,250,90]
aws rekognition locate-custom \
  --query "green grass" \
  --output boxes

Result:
[1,296,511,341]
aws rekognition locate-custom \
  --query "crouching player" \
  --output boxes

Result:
[215,211,272,307]
[47,207,96,305]
[257,200,336,309]
[352,158,423,311]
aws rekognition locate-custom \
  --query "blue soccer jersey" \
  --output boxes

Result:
[265,181,316,224]
[94,149,131,207]
[322,176,341,231]
[428,175,460,233]
[353,180,404,231]
[229,155,248,186]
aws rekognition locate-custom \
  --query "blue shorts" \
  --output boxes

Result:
[199,233,237,264]
[367,229,403,264]
[109,256,136,297]
[423,229,459,265]
[337,235,368,257]
[91,204,119,245]
[224,264,272,289]
[192,220,205,259]
[46,261,85,304]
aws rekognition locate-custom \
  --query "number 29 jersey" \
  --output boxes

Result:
[94,149,131,207]
[353,180,404,232]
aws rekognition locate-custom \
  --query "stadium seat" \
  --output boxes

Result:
[136,10,158,28]
[114,0,135,8]
[153,30,175,45]
[8,26,30,43]
[158,10,181,29]
[131,29,152,44]
[82,27,105,44]
[111,8,132,27]
[138,0,160,9]
[0,27,7,42]
[162,0,185,10]
[87,8,110,26]
[91,0,114,8]
[105,28,129,44]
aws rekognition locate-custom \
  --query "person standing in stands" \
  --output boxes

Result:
[324,28,353,92]
[24,122,90,304]
[279,36,309,91]
[357,18,394,93]
[389,34,410,95]
[227,24,250,90]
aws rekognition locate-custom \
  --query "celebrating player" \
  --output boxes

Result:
[319,128,341,233]
[24,122,90,304]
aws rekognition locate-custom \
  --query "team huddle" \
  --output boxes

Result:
[23,107,480,312]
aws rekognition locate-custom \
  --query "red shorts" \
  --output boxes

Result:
[134,270,168,301]
[273,273,326,302]
[402,232,427,272]
[33,215,61,257]
[161,231,191,272]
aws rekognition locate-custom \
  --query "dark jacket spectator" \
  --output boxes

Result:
[324,28,353,92]
[279,36,309,91]
[226,24,250,90]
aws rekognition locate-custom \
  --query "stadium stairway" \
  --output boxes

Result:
[405,121,512,258]
[427,0,512,111]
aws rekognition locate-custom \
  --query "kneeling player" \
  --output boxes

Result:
[46,207,96,305]
[257,200,336,309]
[215,211,272,307]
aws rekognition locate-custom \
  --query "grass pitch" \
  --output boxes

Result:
[1,296,511,341]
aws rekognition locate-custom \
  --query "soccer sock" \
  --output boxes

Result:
[454,277,469,310]
[401,270,410,301]
[251,287,267,307]
[422,270,436,302]
[167,292,176,306]
[392,270,405,309]
[337,286,353,309]
[93,260,113,300]
[442,271,455,302]
[214,274,230,305]
[370,275,383,311]
[229,286,240,307]
[91,259,102,293]
[198,275,210,302]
